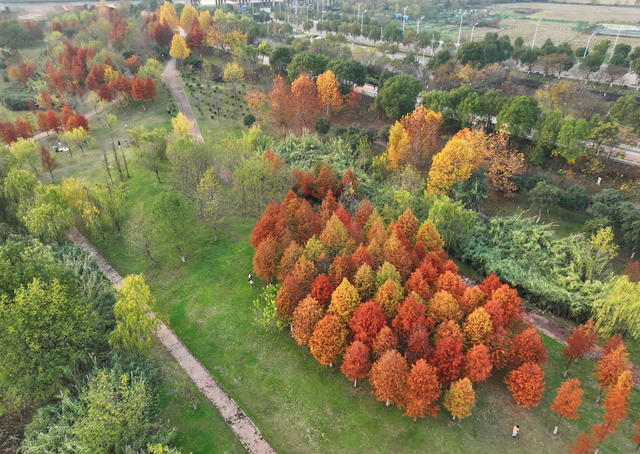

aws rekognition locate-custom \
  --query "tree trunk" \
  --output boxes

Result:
[213,223,218,242]
[145,246,158,266]
[68,148,73,158]
[154,168,162,184]
[385,399,390,406]
[121,150,130,178]
[48,168,54,182]
[177,245,186,263]
[353,379,357,387]
[103,153,114,185]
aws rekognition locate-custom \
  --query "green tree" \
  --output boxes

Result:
[532,110,563,164]
[287,51,329,82]
[196,167,222,241]
[0,19,34,49]
[0,278,100,412]
[109,274,159,355]
[125,208,157,266]
[223,61,245,97]
[23,185,74,243]
[376,75,423,120]
[427,196,477,255]
[593,275,640,339]
[496,96,540,138]
[8,138,40,172]
[151,191,189,263]
[269,45,294,75]
[167,137,214,203]
[555,117,590,163]
[528,181,560,220]
[3,168,40,204]
[328,58,367,91]
[589,114,620,155]
[60,127,92,158]
[130,126,168,184]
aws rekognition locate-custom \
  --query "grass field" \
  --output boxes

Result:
[81,160,639,454]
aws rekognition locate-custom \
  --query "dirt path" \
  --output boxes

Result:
[66,227,275,454]
[161,58,233,184]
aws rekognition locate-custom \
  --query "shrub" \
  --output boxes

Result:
[244,114,256,127]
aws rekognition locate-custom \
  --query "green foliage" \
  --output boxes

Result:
[0,19,36,49]
[151,192,189,262]
[528,181,560,214]
[375,75,422,120]
[315,117,330,135]
[22,366,178,453]
[462,214,606,320]
[269,45,294,75]
[0,278,101,413]
[22,185,74,243]
[253,283,284,331]
[555,117,590,163]
[427,196,477,255]
[287,51,329,82]
[109,274,159,356]
[593,275,640,339]
[496,96,540,138]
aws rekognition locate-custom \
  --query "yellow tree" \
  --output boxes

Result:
[223,61,245,98]
[386,122,410,170]
[170,34,190,60]
[179,4,198,31]
[427,128,487,194]
[159,1,179,30]
[316,70,342,116]
[171,112,194,137]
[198,10,213,30]
[59,127,92,158]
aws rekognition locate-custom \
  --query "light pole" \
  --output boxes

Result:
[431,31,436,55]
[610,24,623,61]
[456,13,465,48]
[361,10,367,36]
[531,18,541,48]
[583,32,597,58]
[416,19,420,33]
[402,7,408,33]
[470,22,478,42]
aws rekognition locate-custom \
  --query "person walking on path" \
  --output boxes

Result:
[512,425,520,439]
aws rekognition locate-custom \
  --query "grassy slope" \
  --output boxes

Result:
[88,166,639,454]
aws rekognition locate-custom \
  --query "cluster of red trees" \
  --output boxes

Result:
[290,162,357,203]
[251,177,552,420]
[0,105,89,145]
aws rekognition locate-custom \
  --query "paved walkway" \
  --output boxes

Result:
[66,227,275,454]
[161,58,233,184]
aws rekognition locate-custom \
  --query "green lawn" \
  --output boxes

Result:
[84,163,639,454]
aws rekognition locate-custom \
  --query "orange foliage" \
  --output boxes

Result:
[341,341,371,384]
[290,73,321,131]
[403,359,441,420]
[505,362,545,408]
[400,106,443,168]
[595,345,631,392]
[373,325,399,358]
[509,327,548,368]
[308,314,347,367]
[349,300,386,347]
[463,307,493,346]
[392,295,428,339]
[463,344,493,383]
[292,296,325,346]
[551,378,583,421]
[459,286,486,314]
[369,349,408,406]
[252,236,281,281]
[436,271,466,299]
[431,336,464,386]
[406,328,432,363]
[563,320,597,365]
[428,291,462,322]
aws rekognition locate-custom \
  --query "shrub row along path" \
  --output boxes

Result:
[66,227,275,454]
[161,57,233,184]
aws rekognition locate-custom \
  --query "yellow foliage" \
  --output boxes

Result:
[159,1,179,30]
[179,4,198,31]
[171,112,194,137]
[386,122,410,170]
[316,70,343,116]
[169,34,190,60]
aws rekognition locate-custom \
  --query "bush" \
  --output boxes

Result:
[315,117,330,135]
[244,114,256,127]
[0,90,33,111]
[559,184,590,211]
[378,125,391,143]
[515,173,549,192]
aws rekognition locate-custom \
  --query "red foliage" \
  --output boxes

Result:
[313,162,338,200]
[328,254,354,287]
[595,345,631,392]
[550,378,583,421]
[131,75,147,101]
[392,295,428,339]
[504,362,545,408]
[46,110,61,132]
[369,349,408,406]
[37,112,48,132]
[250,202,281,248]
[98,83,114,102]
[479,273,502,297]
[349,300,386,347]
[65,113,89,131]
[309,314,347,367]
[509,327,547,368]
[602,334,623,355]
[60,104,73,127]
[310,273,334,307]
[292,296,324,346]
[488,284,522,327]
[187,21,204,49]
[85,64,105,90]
[252,236,281,281]
[153,22,173,47]
[354,199,373,228]
[568,433,594,454]
[623,261,640,283]
[145,76,156,100]
[404,269,431,301]
[341,341,371,384]
[126,55,141,72]
[372,325,399,358]
[406,328,432,363]
[436,271,466,299]
[459,286,486,314]
[0,122,17,144]
[563,320,597,365]
[15,119,32,139]
[431,336,464,387]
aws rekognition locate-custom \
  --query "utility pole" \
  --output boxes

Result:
[416,19,420,33]
[470,23,478,42]
[610,24,623,61]
[361,10,366,36]
[456,12,465,48]
[531,18,541,49]
[402,6,408,32]
[583,32,597,58]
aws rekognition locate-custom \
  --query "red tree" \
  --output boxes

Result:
[369,349,408,406]
[310,273,334,307]
[252,236,281,281]
[509,327,547,368]
[144,76,156,99]
[479,273,502,297]
[349,300,386,347]
[37,111,49,133]
[154,22,173,47]
[392,295,428,339]
[0,122,17,144]
[131,75,147,101]
[15,119,32,139]
[562,320,597,376]
[436,271,466,299]
[250,202,281,247]
[40,146,56,181]
[65,113,89,131]
[341,341,371,387]
[187,21,204,49]
[403,359,441,420]
[372,325,398,358]
[463,344,493,383]
[60,105,73,127]
[126,55,141,72]
[46,110,61,132]
[431,336,464,387]
[98,83,114,102]
[504,362,545,408]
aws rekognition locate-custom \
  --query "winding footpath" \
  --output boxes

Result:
[66,228,275,454]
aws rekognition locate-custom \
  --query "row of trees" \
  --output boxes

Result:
[251,187,554,420]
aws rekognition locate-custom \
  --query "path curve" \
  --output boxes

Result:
[66,227,275,454]
[161,58,233,184]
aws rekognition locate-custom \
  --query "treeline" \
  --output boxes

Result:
[0,236,181,452]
